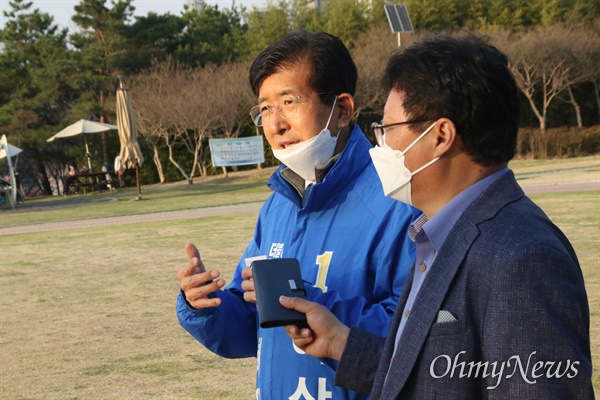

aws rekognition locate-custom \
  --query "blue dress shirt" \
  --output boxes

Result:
[391,167,510,358]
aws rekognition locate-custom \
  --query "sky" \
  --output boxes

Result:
[0,0,267,31]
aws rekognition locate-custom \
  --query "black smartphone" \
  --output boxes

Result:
[251,258,307,328]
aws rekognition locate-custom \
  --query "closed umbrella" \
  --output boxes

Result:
[47,119,118,171]
[0,135,20,208]
[116,76,144,200]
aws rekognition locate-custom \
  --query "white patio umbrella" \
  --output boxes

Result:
[47,119,118,171]
[0,134,20,208]
[0,141,22,160]
[116,77,144,200]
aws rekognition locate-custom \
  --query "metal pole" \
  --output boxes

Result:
[1,136,17,208]
[398,32,401,47]
[135,163,142,201]
[255,125,262,170]
[84,136,92,171]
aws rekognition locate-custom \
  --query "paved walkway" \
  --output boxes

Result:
[519,181,599,194]
[0,202,264,236]
[1,180,598,237]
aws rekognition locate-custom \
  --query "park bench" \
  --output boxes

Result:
[70,171,118,195]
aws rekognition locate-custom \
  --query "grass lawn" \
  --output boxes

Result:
[0,157,598,398]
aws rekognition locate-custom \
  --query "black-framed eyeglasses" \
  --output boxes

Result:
[249,92,332,127]
[370,119,429,147]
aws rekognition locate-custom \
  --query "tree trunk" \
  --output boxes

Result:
[152,145,165,183]
[29,145,52,195]
[539,131,548,159]
[567,85,583,128]
[529,135,536,158]
[166,138,192,184]
[593,80,600,124]
[521,89,546,134]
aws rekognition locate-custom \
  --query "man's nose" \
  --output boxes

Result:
[267,109,287,134]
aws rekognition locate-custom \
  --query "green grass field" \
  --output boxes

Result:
[0,157,598,399]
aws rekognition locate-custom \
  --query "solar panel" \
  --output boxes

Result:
[384,4,414,33]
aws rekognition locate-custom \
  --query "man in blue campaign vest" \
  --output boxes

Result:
[176,31,418,400]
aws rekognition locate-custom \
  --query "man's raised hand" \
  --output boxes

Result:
[177,242,225,309]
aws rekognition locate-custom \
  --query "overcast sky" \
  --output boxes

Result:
[0,0,267,31]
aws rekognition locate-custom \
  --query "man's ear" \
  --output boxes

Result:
[432,118,457,158]
[335,93,355,129]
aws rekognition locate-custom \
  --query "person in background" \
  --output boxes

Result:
[114,154,124,187]
[102,161,115,190]
[0,174,11,205]
[176,31,419,399]
[63,160,79,195]
[280,35,593,399]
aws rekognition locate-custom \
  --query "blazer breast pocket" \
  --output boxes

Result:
[428,319,468,337]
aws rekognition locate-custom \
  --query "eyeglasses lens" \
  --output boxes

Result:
[250,95,299,127]
[370,123,384,147]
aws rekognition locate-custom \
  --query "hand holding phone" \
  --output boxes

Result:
[251,258,307,328]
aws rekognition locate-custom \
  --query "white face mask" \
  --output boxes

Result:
[272,96,339,182]
[369,122,438,205]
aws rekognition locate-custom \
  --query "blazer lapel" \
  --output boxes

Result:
[378,223,479,399]
[370,265,415,398]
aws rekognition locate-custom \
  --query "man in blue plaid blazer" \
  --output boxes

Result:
[280,35,593,399]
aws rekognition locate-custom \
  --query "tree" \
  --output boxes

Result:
[136,63,221,183]
[167,66,215,181]
[351,26,402,125]
[212,61,255,177]
[322,0,371,48]
[243,1,291,58]
[462,0,488,29]
[403,0,460,31]
[579,20,600,122]
[288,0,323,32]
[509,28,588,128]
[70,0,135,163]
[370,0,391,28]
[497,28,580,157]
[131,63,174,184]
[123,12,185,73]
[0,0,73,195]
[396,0,599,31]
[177,4,246,67]
[559,28,600,128]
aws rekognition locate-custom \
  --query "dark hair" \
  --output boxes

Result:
[249,31,357,103]
[382,35,520,165]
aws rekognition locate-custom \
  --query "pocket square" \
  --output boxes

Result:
[436,310,457,323]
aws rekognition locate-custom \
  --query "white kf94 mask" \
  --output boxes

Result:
[272,96,339,182]
[369,122,438,205]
